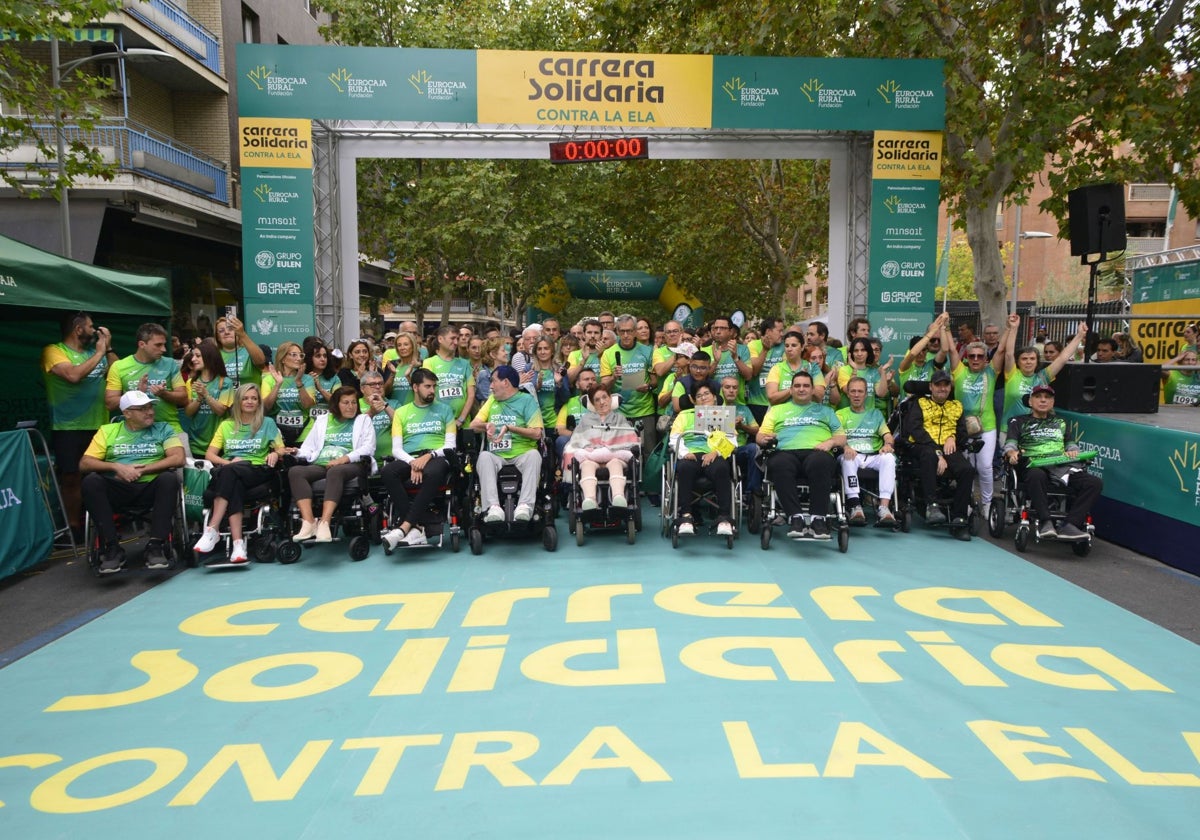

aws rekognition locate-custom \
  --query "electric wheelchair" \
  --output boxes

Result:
[755,442,850,553]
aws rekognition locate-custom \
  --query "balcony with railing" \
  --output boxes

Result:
[122,0,222,75]
[4,121,229,204]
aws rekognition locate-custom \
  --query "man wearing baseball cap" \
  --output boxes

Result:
[469,364,544,523]
[905,368,976,539]
[1003,383,1102,540]
[79,390,186,573]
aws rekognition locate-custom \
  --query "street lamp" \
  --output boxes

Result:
[48,42,173,257]
[1009,204,1054,315]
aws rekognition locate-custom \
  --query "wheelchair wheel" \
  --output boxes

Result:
[249,535,275,563]
[760,525,772,551]
[837,526,850,553]
[633,504,642,531]
[899,509,910,533]
[671,525,680,549]
[567,505,576,533]
[726,532,734,550]
[575,519,585,546]
[450,531,461,553]
[366,506,383,545]
[746,494,761,534]
[1072,539,1092,557]
[1014,524,1030,552]
[469,528,483,555]
[988,495,1007,538]
[276,541,302,564]
[543,525,557,552]
[968,508,982,536]
[349,535,371,561]
[627,519,637,545]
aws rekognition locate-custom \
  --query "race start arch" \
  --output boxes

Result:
[235,45,945,355]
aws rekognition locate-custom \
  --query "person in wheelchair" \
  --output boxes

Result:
[79,390,186,573]
[469,365,544,523]
[837,376,897,526]
[756,369,845,539]
[192,383,286,564]
[720,376,763,497]
[289,385,376,542]
[1002,383,1102,541]
[906,368,976,539]
[380,368,457,549]
[669,380,737,536]
[564,382,640,510]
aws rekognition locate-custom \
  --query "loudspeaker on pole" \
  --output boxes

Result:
[1067,183,1127,257]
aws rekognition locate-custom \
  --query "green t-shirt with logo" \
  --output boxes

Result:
[41,342,109,430]
[835,406,889,454]
[422,354,473,419]
[392,400,455,455]
[1163,371,1200,405]
[568,348,602,378]
[185,375,236,456]
[106,354,185,431]
[1002,368,1051,427]
[263,372,316,433]
[361,398,401,461]
[702,342,752,403]
[899,354,942,388]
[221,346,262,387]
[389,362,419,408]
[530,367,560,427]
[600,342,654,417]
[766,359,826,395]
[316,417,356,465]
[1005,414,1070,461]
[746,340,784,408]
[669,410,712,455]
[210,417,283,465]
[473,392,543,459]
[953,364,998,431]
[84,421,182,482]
[556,395,587,431]
[760,401,842,450]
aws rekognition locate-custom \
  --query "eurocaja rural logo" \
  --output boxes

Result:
[876,79,937,110]
[328,67,388,99]
[721,75,779,108]
[408,69,466,101]
[246,64,308,97]
[799,77,857,109]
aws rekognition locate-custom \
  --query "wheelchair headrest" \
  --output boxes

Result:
[580,392,621,412]
[903,379,932,397]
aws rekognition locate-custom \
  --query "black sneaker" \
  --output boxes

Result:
[809,517,831,540]
[786,514,807,538]
[99,542,125,574]
[925,505,947,526]
[144,539,170,570]
[1057,523,1088,541]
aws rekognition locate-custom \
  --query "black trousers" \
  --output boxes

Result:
[381,456,451,528]
[1024,467,1103,528]
[915,445,975,518]
[209,462,274,511]
[82,470,179,544]
[767,449,836,518]
[675,455,732,520]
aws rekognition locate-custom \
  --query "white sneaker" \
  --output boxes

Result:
[381,529,404,554]
[315,521,333,543]
[194,527,220,553]
[230,539,249,564]
[484,506,504,523]
[402,528,428,546]
[611,495,628,508]
[514,504,533,522]
[716,520,734,536]
[677,518,695,536]
[581,498,598,511]
[293,520,318,541]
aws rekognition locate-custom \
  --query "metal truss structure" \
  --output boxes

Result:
[309,121,876,345]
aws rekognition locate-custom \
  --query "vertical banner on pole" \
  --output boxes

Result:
[239,118,316,346]
[868,131,943,361]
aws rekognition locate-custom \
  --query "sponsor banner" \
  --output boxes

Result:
[239,117,312,168]
[868,308,931,362]
[478,50,712,128]
[242,165,315,340]
[712,57,945,131]
[237,43,477,121]
[1062,411,1200,524]
[868,132,942,360]
[1131,256,1200,362]
[1130,312,1196,363]
[563,270,668,300]
[1131,259,1200,305]
[0,430,53,581]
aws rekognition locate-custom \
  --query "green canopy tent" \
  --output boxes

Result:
[0,233,171,432]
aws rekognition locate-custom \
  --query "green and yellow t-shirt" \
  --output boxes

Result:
[106,355,185,431]
[760,401,842,450]
[315,416,356,465]
[835,406,889,454]
[600,342,655,417]
[473,392,543,459]
[952,364,998,431]
[392,400,455,455]
[361,397,401,461]
[1163,370,1200,405]
[263,372,316,433]
[1001,368,1051,427]
[84,421,182,482]
[209,417,283,465]
[422,354,473,420]
[41,342,109,430]
[221,346,262,387]
[746,339,784,409]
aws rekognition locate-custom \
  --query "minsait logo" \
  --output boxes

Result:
[255,250,275,269]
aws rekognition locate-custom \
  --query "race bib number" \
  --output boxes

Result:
[310,406,330,418]
[277,411,304,428]
[490,435,512,453]
[317,445,349,463]
[438,384,464,400]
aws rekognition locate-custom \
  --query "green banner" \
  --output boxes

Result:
[1061,411,1200,524]
[0,431,54,581]
[1132,260,1200,305]
[867,132,943,360]
[563,270,666,300]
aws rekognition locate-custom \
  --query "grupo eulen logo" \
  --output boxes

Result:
[255,250,275,269]
[881,260,901,279]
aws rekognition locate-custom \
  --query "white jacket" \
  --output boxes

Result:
[297,412,377,474]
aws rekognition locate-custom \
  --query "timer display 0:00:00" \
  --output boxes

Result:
[549,137,649,163]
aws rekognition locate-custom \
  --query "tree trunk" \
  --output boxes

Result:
[963,198,1009,330]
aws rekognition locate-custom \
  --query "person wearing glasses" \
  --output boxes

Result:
[79,391,185,573]
[899,312,951,388]
[652,320,687,379]
[948,313,1013,516]
[359,370,399,465]
[42,310,118,537]
[214,314,266,388]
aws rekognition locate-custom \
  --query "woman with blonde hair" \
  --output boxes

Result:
[262,341,315,447]
[388,332,422,407]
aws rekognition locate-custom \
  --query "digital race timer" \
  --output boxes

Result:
[548,137,649,163]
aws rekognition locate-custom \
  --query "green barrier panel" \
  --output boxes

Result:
[0,430,54,580]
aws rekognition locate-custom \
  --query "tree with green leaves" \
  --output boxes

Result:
[0,1,124,194]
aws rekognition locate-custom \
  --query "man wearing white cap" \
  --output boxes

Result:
[79,391,185,573]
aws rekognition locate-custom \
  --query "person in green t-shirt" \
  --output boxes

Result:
[836,375,897,526]
[380,368,457,549]
[192,383,285,565]
[262,341,316,447]
[423,325,476,427]
[470,365,544,523]
[601,314,657,454]
[215,314,266,387]
[554,368,597,463]
[1162,349,1200,405]
[183,339,235,457]
[1003,383,1102,541]
[359,370,401,463]
[898,313,951,389]
[42,310,120,533]
[948,313,1013,511]
[105,323,188,432]
[79,390,185,573]
[1001,317,1086,426]
[746,317,785,423]
[757,369,845,539]
[668,380,737,536]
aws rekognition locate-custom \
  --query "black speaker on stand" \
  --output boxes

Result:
[1067,183,1126,359]
[1053,362,1160,414]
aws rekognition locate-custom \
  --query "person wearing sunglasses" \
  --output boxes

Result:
[948,313,1013,516]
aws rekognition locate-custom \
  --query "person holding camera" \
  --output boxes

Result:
[215,310,266,387]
